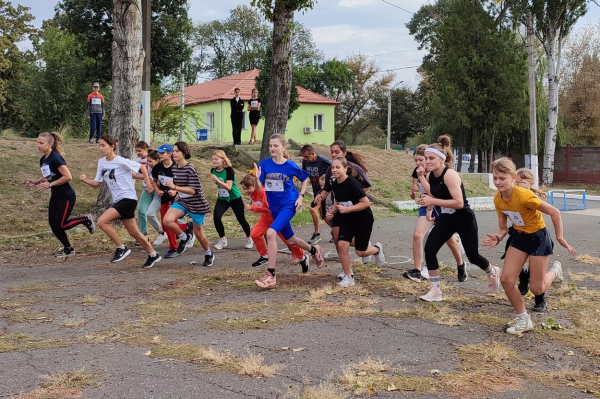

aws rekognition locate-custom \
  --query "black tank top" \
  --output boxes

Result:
[428,167,471,212]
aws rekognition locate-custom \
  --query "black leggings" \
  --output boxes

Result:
[49,191,87,248]
[424,210,490,271]
[213,197,251,238]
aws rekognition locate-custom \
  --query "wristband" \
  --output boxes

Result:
[495,235,501,245]
[299,193,305,197]
[426,209,432,217]
[49,182,53,187]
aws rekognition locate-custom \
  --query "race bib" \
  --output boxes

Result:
[218,188,230,198]
[158,175,173,188]
[178,192,192,199]
[441,207,456,214]
[252,201,263,207]
[40,164,51,178]
[338,201,353,207]
[265,179,284,192]
[417,181,426,194]
[91,98,102,105]
[502,210,525,226]
[251,100,258,107]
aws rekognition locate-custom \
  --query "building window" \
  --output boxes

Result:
[314,114,324,131]
[206,112,215,130]
[242,111,247,130]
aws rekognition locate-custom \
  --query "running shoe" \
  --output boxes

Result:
[203,253,215,267]
[374,243,385,266]
[338,275,355,288]
[338,270,353,279]
[506,314,533,335]
[252,256,268,267]
[185,223,195,248]
[311,244,325,268]
[299,255,309,273]
[153,232,168,246]
[56,247,75,258]
[111,246,131,263]
[245,237,254,249]
[142,253,162,269]
[255,271,276,288]
[164,249,179,259]
[419,287,443,302]
[518,269,530,295]
[308,232,321,245]
[403,269,422,283]
[84,214,95,234]
[532,299,547,312]
[421,266,430,279]
[549,261,563,287]
[214,237,228,250]
[177,233,193,254]
[457,263,468,282]
[488,266,501,293]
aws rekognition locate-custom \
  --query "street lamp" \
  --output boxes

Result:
[387,80,404,150]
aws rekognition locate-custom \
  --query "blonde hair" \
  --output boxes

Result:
[39,132,64,155]
[269,134,290,159]
[516,168,548,200]
[492,157,517,175]
[212,150,232,168]
[427,135,453,167]
[413,144,428,157]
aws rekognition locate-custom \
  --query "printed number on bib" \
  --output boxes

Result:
[338,201,353,208]
[158,175,173,188]
[218,188,230,198]
[40,164,52,178]
[265,179,284,192]
[502,210,525,226]
[441,207,455,214]
[91,98,102,105]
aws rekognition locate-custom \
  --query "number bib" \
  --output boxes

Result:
[91,98,102,105]
[252,201,263,207]
[40,164,52,178]
[158,175,173,189]
[178,192,192,199]
[441,207,455,214]
[502,210,525,226]
[218,188,230,198]
[338,201,353,207]
[265,179,284,192]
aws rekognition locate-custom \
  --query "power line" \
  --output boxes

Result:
[380,0,415,15]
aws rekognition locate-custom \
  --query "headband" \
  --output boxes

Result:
[425,147,446,160]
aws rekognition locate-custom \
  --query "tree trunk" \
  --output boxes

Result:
[457,147,463,172]
[468,128,476,173]
[542,33,559,186]
[259,1,294,160]
[481,149,487,173]
[488,130,494,172]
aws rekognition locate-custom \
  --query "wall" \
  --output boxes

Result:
[554,144,600,182]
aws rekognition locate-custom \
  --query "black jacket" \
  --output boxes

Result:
[230,97,244,118]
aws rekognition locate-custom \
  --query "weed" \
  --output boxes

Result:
[4,309,49,324]
[42,370,102,390]
[81,295,99,305]
[8,280,57,293]
[0,333,68,353]
[286,382,349,399]
[575,254,600,265]
[0,296,41,309]
[62,319,86,328]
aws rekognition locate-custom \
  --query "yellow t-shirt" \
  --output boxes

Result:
[494,185,545,234]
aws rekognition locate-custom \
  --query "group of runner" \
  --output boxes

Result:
[27,131,575,335]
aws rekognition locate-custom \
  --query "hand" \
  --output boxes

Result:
[25,180,36,187]
[35,181,51,190]
[164,180,176,189]
[416,194,434,207]
[411,184,419,193]
[244,203,252,210]
[557,238,577,255]
[80,174,87,182]
[426,214,436,222]
[325,211,333,221]
[253,163,261,180]
[157,190,164,198]
[145,186,154,194]
[483,234,499,247]
[87,116,90,120]
[416,166,426,177]
[102,116,105,120]
[211,174,219,182]
[295,196,303,212]
[338,205,350,214]
[168,190,177,197]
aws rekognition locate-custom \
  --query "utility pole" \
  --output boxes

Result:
[141,0,151,143]
[180,62,185,141]
[386,80,403,150]
[526,11,539,188]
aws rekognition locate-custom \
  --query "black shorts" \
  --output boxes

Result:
[112,198,138,220]
[510,227,554,256]
[337,217,373,251]
[310,199,327,220]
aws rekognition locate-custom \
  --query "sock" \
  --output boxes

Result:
[535,293,545,305]
[517,311,528,318]
[205,249,212,256]
[178,232,188,241]
[267,268,275,277]
[485,266,494,275]
[150,251,157,257]
[117,244,125,250]
[430,276,441,292]
[262,254,269,259]
[310,246,316,255]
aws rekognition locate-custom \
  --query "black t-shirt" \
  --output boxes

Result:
[40,151,72,195]
[428,166,471,212]
[249,97,261,118]
[151,161,177,204]
[302,155,331,193]
[331,175,373,223]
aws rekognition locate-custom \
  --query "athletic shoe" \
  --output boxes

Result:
[56,247,75,258]
[532,299,547,312]
[185,236,196,248]
[95,139,100,144]
[185,223,195,248]
[164,249,179,259]
[457,263,468,282]
[338,275,355,288]
[88,139,92,144]
[214,237,228,250]
[374,243,385,266]
[308,232,321,245]
[203,253,215,267]
[311,244,325,268]
[153,232,168,246]
[84,214,95,234]
[111,246,131,263]
[338,270,353,279]
[419,287,443,302]
[142,253,162,269]
[245,237,254,249]
[403,269,422,283]
[255,271,276,288]
[177,233,193,254]
[506,314,533,335]
[518,269,530,295]
[488,266,501,293]
[504,317,519,330]
[421,266,430,279]
[299,255,309,273]
[252,256,268,267]
[549,261,563,287]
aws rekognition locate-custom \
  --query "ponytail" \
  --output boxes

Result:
[39,132,64,155]
[427,135,453,167]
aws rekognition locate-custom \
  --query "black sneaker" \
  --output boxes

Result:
[84,214,95,234]
[203,253,215,267]
[403,269,421,283]
[164,249,179,258]
[252,256,268,267]
[457,263,468,282]
[111,246,131,263]
[532,298,547,312]
[308,232,321,245]
[518,269,530,295]
[142,253,162,269]
[299,255,309,273]
[95,139,100,143]
[177,233,193,254]
[56,246,75,258]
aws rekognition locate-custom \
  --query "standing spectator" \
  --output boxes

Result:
[230,87,244,145]
[86,82,105,144]
[248,88,261,144]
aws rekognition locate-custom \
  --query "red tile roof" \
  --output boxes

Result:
[168,69,338,106]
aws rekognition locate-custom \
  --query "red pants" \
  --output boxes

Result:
[251,215,304,259]
[161,203,189,250]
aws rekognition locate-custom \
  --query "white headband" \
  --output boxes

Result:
[425,147,446,160]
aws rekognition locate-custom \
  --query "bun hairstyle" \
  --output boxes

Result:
[427,135,453,167]
[270,133,291,159]
[413,144,428,157]
[212,150,232,168]
[100,134,118,151]
[331,140,368,173]
[174,141,192,159]
[39,132,64,155]
[240,174,255,189]
[516,167,548,200]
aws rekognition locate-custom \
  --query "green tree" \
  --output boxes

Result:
[294,58,353,100]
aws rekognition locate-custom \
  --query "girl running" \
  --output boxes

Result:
[25,132,95,257]
[162,141,214,266]
[416,135,500,302]
[404,144,465,283]
[484,158,576,335]
[145,151,168,246]
[210,150,253,250]
[80,134,161,268]
[133,141,160,243]
[252,134,324,288]
[327,157,385,288]
[240,175,308,270]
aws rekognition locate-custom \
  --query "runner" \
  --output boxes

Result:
[79,134,161,268]
[210,150,253,250]
[133,141,160,244]
[484,158,576,334]
[326,157,385,288]
[145,150,168,246]
[240,175,308,270]
[25,132,95,257]
[252,134,324,288]
[416,135,500,302]
[300,144,331,245]
[161,141,214,267]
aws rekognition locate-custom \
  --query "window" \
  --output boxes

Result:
[242,111,247,130]
[314,114,324,131]
[206,112,215,130]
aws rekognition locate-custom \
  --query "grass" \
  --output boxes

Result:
[8,280,58,293]
[286,382,349,399]
[62,319,85,328]
[0,295,41,309]
[0,333,69,353]
[4,309,49,324]
[14,370,103,399]
[575,254,600,265]
[81,295,99,305]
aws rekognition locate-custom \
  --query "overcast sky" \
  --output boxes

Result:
[14,0,600,87]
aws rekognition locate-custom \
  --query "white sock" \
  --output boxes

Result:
[150,251,157,257]
[430,276,441,292]
[205,249,212,256]
[178,232,188,240]
[517,311,528,318]
[117,244,125,249]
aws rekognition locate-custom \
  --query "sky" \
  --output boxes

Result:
[13,0,600,87]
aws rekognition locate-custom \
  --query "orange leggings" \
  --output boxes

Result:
[251,215,304,259]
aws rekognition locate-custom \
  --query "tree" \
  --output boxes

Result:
[294,58,353,100]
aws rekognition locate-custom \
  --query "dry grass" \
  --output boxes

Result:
[568,271,600,282]
[0,333,68,353]
[0,296,41,309]
[14,370,102,399]
[8,281,57,294]
[575,254,600,265]
[521,367,600,392]
[136,300,201,326]
[81,295,99,305]
[286,382,349,399]
[237,351,280,377]
[4,309,49,324]
[62,319,85,328]
[465,313,508,327]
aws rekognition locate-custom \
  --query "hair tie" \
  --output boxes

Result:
[425,147,447,161]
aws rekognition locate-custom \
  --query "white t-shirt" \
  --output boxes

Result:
[94,156,141,202]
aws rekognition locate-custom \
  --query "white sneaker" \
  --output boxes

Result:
[374,243,385,266]
[362,241,372,263]
[214,237,228,250]
[488,266,501,293]
[549,261,563,287]
[153,232,167,246]
[421,266,430,279]
[245,237,254,249]
[338,275,355,288]
[419,287,443,302]
[506,314,533,335]
[337,270,353,279]
[186,235,196,248]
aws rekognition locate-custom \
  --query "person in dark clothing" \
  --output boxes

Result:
[230,87,244,145]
